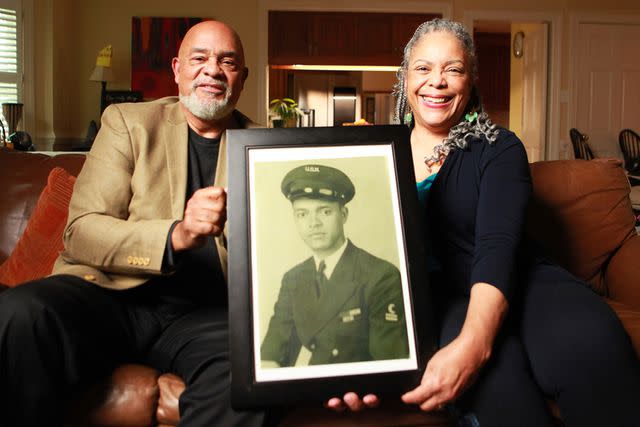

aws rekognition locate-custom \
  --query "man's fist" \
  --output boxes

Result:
[171,186,227,251]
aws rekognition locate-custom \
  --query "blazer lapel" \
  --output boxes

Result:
[215,110,262,188]
[163,101,189,219]
[216,110,262,280]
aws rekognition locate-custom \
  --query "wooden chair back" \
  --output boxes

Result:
[619,129,640,175]
[569,128,595,160]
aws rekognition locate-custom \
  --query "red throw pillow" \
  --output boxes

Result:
[0,167,76,286]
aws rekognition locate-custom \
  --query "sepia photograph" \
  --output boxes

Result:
[250,146,415,382]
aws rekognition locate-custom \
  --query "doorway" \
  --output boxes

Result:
[474,19,550,163]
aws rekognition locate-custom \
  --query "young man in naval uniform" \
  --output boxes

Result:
[261,164,409,367]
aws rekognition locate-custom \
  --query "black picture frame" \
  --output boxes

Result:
[227,125,437,409]
[104,90,143,109]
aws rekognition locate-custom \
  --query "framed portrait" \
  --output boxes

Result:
[227,125,437,409]
[104,90,143,109]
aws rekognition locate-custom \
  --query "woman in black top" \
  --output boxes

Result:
[329,19,640,426]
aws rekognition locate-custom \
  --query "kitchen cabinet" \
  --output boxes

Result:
[269,12,314,61]
[269,11,440,66]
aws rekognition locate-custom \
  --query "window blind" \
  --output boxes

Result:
[0,5,18,135]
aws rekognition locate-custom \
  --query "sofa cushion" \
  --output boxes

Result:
[0,167,75,286]
[0,149,85,263]
[528,159,636,295]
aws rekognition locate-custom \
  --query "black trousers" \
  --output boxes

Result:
[0,275,270,427]
[438,264,640,427]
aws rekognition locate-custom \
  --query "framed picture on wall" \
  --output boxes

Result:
[104,90,143,109]
[131,17,207,99]
[226,125,437,409]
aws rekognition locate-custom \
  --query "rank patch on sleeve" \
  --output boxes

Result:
[385,303,398,322]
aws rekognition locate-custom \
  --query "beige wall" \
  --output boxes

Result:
[32,0,640,146]
[34,0,260,139]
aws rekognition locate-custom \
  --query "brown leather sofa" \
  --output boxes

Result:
[1,148,638,426]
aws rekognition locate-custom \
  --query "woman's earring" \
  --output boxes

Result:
[404,111,413,125]
[465,111,478,123]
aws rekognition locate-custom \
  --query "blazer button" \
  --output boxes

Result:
[127,255,133,265]
[83,274,96,281]
[332,348,339,357]
[143,257,150,266]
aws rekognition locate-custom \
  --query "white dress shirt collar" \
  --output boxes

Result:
[314,238,349,280]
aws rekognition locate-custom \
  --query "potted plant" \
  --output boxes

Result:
[269,98,303,128]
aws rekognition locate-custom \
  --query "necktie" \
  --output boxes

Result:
[315,260,327,297]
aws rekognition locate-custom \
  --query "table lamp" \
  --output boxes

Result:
[89,45,114,113]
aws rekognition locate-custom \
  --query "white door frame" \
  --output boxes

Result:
[463,10,562,160]
[257,0,453,126]
[21,0,34,136]
[568,13,640,136]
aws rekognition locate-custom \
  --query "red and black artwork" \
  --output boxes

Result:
[131,17,207,99]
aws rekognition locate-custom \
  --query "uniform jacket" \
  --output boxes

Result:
[261,241,409,366]
[52,97,259,290]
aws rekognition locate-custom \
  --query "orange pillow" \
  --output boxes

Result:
[0,167,76,286]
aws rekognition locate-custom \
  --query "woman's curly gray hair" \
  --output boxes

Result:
[393,18,498,149]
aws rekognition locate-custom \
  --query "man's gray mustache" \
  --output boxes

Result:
[192,80,228,90]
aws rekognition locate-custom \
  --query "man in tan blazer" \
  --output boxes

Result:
[0,21,274,427]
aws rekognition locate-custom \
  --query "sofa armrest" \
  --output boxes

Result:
[606,234,640,311]
[157,373,184,426]
[604,298,640,358]
[65,364,160,427]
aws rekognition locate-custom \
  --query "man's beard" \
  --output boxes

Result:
[180,79,235,121]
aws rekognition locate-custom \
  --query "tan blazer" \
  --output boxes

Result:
[52,96,260,290]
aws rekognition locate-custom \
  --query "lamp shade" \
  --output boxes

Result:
[89,65,114,82]
[96,45,112,67]
[89,45,114,82]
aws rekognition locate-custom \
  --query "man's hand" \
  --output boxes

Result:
[171,186,227,251]
[325,392,380,412]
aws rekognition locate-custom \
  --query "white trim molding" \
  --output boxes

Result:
[22,0,35,136]
[463,10,563,161]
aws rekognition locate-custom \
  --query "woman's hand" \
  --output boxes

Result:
[324,284,507,413]
[401,329,491,411]
[325,392,380,412]
[402,282,508,411]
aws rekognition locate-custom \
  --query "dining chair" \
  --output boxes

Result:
[569,128,595,160]
[619,129,640,180]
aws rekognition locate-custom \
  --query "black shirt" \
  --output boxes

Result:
[152,127,227,306]
[427,128,531,302]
